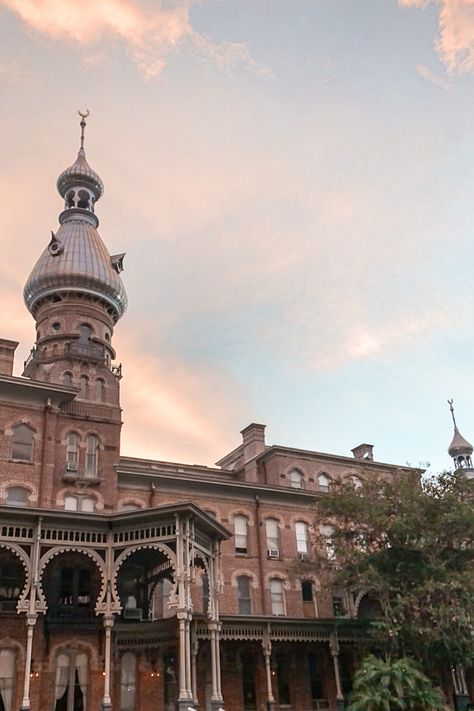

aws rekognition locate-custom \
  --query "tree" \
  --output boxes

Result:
[312,470,474,676]
[348,655,444,711]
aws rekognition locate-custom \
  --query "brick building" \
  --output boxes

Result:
[0,117,432,711]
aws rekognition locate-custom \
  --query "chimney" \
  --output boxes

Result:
[351,443,374,461]
[0,339,18,376]
[240,423,266,481]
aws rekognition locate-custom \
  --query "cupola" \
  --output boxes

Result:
[447,399,474,477]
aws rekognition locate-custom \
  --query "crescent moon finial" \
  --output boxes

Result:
[77,109,90,150]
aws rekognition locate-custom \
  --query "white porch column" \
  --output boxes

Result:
[262,636,275,711]
[102,614,114,709]
[191,633,199,702]
[20,518,42,711]
[329,634,344,709]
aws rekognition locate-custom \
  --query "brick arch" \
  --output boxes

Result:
[4,418,38,437]
[283,463,307,478]
[264,571,291,590]
[229,508,255,527]
[0,541,31,611]
[117,495,146,511]
[49,637,100,671]
[0,636,25,665]
[0,480,38,504]
[289,514,314,529]
[55,487,104,511]
[82,430,106,448]
[59,426,85,445]
[262,513,284,528]
[37,546,107,614]
[294,573,321,592]
[230,569,259,589]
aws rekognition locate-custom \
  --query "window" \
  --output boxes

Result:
[63,372,72,386]
[78,325,93,343]
[10,424,34,462]
[64,495,95,512]
[318,473,330,493]
[265,519,280,557]
[66,433,79,467]
[54,651,88,711]
[0,648,15,711]
[237,576,251,615]
[59,568,91,608]
[202,573,209,615]
[234,515,248,554]
[276,654,291,705]
[270,578,285,615]
[78,376,88,400]
[0,557,24,605]
[289,469,303,489]
[5,486,29,506]
[120,652,136,711]
[320,525,336,560]
[349,475,362,490]
[120,503,140,512]
[241,652,257,710]
[301,580,313,602]
[85,435,99,477]
[94,379,104,402]
[295,522,309,556]
[332,595,346,617]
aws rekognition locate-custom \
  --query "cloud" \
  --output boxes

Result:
[400,0,474,75]
[416,63,452,89]
[0,59,38,84]
[0,0,270,80]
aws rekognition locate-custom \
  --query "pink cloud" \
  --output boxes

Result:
[0,0,269,80]
[400,0,474,75]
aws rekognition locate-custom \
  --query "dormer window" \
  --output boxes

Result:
[289,469,304,489]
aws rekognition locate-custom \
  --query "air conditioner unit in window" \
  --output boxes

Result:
[298,552,308,561]
[65,462,78,472]
[267,549,280,558]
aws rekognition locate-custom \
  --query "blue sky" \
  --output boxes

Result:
[1,0,474,471]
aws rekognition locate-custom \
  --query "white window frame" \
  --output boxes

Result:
[318,474,331,493]
[85,435,99,477]
[289,469,303,489]
[265,518,280,557]
[270,578,285,616]
[295,522,309,555]
[234,515,248,554]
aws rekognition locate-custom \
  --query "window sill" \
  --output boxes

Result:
[9,459,33,465]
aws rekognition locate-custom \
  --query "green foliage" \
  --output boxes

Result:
[314,470,474,672]
[348,655,445,711]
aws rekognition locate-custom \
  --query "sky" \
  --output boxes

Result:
[1,0,474,473]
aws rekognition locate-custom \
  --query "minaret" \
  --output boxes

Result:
[447,399,474,478]
[23,111,127,410]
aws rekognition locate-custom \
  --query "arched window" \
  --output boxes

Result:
[95,379,104,402]
[85,435,99,477]
[78,376,88,400]
[270,578,285,615]
[0,648,15,711]
[320,525,336,560]
[0,554,25,607]
[54,650,88,711]
[202,573,209,615]
[63,372,72,387]
[5,486,29,506]
[120,652,137,711]
[10,424,34,462]
[295,522,309,557]
[78,324,93,344]
[66,433,79,468]
[301,580,314,603]
[237,575,251,615]
[349,475,363,490]
[64,495,95,513]
[234,515,248,554]
[318,473,331,493]
[120,503,141,512]
[265,519,280,557]
[290,469,303,489]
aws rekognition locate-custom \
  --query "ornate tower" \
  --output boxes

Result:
[447,399,474,478]
[23,112,127,412]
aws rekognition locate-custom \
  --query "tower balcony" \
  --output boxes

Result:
[23,341,106,376]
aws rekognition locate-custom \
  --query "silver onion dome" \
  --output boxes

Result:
[24,219,127,322]
[57,147,104,201]
[448,428,473,459]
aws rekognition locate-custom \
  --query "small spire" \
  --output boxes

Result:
[448,398,457,430]
[78,109,90,151]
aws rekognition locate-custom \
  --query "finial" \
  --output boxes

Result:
[448,398,457,430]
[78,109,90,151]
